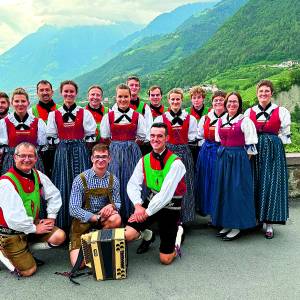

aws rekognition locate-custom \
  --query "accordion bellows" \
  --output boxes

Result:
[81,228,127,280]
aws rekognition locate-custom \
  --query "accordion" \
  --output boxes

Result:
[81,228,127,280]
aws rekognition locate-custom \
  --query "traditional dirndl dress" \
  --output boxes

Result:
[50,108,91,231]
[107,110,143,221]
[1,113,46,175]
[248,105,289,223]
[211,115,257,229]
[195,112,220,215]
[162,113,195,223]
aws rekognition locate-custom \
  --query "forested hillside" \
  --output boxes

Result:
[75,0,248,98]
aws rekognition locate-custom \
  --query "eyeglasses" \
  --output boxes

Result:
[16,154,36,160]
[213,98,224,103]
[93,155,109,160]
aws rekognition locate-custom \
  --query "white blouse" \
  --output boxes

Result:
[215,113,258,155]
[0,113,47,146]
[46,105,96,143]
[100,104,146,141]
[154,109,198,142]
[244,103,291,144]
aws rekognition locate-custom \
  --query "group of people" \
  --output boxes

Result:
[0,76,291,277]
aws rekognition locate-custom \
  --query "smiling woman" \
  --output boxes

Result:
[0,87,47,175]
[46,80,97,231]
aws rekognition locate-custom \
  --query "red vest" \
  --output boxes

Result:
[0,167,42,227]
[249,107,281,135]
[142,150,186,196]
[162,114,190,145]
[218,118,245,147]
[203,116,216,141]
[108,111,139,141]
[55,109,85,140]
[5,117,39,147]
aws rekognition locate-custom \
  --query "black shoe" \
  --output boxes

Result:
[136,233,155,254]
[222,231,241,241]
[216,229,231,237]
[33,256,45,266]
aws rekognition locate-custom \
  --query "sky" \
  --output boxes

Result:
[0,0,214,54]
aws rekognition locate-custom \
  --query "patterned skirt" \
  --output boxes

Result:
[168,143,195,224]
[52,140,91,231]
[253,134,288,224]
[195,140,219,216]
[212,146,256,229]
[108,140,142,221]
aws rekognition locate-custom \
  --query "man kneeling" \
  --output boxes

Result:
[125,123,186,265]
[0,142,65,276]
[69,144,121,266]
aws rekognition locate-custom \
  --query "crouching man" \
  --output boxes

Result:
[69,144,121,266]
[125,123,186,265]
[0,142,65,277]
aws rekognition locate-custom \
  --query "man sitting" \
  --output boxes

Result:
[69,143,121,266]
[0,142,65,277]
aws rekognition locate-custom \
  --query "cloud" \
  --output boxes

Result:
[0,0,214,53]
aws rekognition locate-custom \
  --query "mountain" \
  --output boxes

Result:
[148,0,300,90]
[109,1,219,56]
[0,23,141,92]
[75,0,247,98]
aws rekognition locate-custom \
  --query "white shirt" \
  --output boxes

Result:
[141,103,153,141]
[154,110,198,142]
[127,157,186,216]
[46,105,96,143]
[100,104,146,141]
[0,170,62,234]
[244,103,291,144]
[215,113,258,155]
[0,113,47,146]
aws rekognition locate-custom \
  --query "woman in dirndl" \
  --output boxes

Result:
[244,80,291,239]
[195,90,226,218]
[85,85,108,143]
[212,92,258,241]
[0,87,46,174]
[100,84,146,221]
[47,80,96,231]
[153,88,198,224]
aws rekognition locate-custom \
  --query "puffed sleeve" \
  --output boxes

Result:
[143,104,153,141]
[188,115,198,142]
[46,111,58,139]
[241,117,258,155]
[83,109,97,139]
[99,113,111,139]
[278,107,291,144]
[0,118,8,145]
[215,119,221,142]
[136,114,146,141]
[37,119,47,146]
[197,115,205,146]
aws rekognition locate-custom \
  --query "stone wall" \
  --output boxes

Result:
[287,153,300,199]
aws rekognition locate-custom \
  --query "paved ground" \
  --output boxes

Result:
[1,200,300,300]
